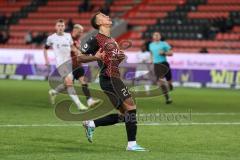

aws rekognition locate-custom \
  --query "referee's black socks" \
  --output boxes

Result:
[160,84,170,100]
[82,84,91,100]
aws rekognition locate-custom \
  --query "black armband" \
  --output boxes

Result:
[44,45,50,49]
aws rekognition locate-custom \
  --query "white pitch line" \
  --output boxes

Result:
[184,113,240,116]
[0,124,82,127]
[1,122,240,127]
[138,113,240,116]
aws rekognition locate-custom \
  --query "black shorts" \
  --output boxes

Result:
[72,66,85,80]
[99,76,131,109]
[154,62,172,81]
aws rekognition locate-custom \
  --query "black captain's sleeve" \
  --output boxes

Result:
[80,36,99,55]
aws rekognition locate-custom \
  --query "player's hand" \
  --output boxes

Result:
[116,53,126,61]
[117,50,126,61]
[95,48,105,60]
[159,50,165,55]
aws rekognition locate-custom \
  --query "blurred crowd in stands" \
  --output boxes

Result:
[201,17,234,39]
[78,0,112,15]
[0,12,9,44]
[22,0,113,46]
[24,32,48,46]
[0,0,237,55]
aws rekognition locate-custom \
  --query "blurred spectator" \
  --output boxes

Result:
[0,12,7,26]
[201,22,218,40]
[212,17,233,33]
[144,39,151,52]
[199,47,208,54]
[105,0,114,5]
[138,45,151,63]
[25,31,33,44]
[78,0,94,13]
[8,0,16,3]
[0,31,9,44]
[201,24,210,39]
[226,17,234,31]
[218,17,227,33]
[32,32,47,46]
[66,19,74,32]
[100,3,111,15]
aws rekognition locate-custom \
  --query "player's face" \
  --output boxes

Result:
[55,22,65,34]
[152,32,161,41]
[96,13,112,27]
[72,27,84,38]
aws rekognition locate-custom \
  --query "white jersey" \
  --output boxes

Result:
[46,32,73,67]
[137,51,151,63]
[135,51,152,78]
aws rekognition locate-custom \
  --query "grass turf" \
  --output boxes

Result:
[0,80,239,160]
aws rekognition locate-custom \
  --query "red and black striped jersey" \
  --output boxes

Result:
[71,35,81,69]
[81,33,123,78]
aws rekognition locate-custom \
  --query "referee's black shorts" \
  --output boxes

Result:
[99,75,131,109]
[154,62,172,81]
[72,66,85,80]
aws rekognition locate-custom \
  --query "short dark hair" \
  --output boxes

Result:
[56,19,65,24]
[91,12,101,29]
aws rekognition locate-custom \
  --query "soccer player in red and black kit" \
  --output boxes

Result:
[81,12,146,151]
[71,24,100,107]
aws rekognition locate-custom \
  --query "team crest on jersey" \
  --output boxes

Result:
[81,43,88,52]
[84,43,88,49]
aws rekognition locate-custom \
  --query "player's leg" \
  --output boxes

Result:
[165,62,173,91]
[89,95,146,151]
[83,87,125,143]
[154,63,172,104]
[120,97,146,151]
[78,76,100,107]
[48,84,66,105]
[83,77,127,142]
[162,62,173,103]
[167,80,173,91]
[158,78,172,104]
[64,74,88,111]
[48,65,70,105]
[83,78,146,151]
[73,66,100,107]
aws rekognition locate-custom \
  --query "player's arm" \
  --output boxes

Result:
[160,48,173,56]
[116,50,126,62]
[43,36,52,65]
[159,42,173,56]
[71,44,81,56]
[149,52,153,63]
[165,49,173,56]
[78,48,105,63]
[77,37,105,63]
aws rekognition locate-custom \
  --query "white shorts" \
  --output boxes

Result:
[56,60,73,79]
[135,70,149,78]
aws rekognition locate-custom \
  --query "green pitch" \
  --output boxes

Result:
[0,80,239,160]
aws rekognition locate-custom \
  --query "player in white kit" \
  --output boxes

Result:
[44,19,89,111]
[135,45,152,92]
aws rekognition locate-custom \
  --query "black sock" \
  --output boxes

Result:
[82,84,91,100]
[94,114,125,127]
[125,109,137,142]
[160,84,170,100]
[169,83,173,91]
